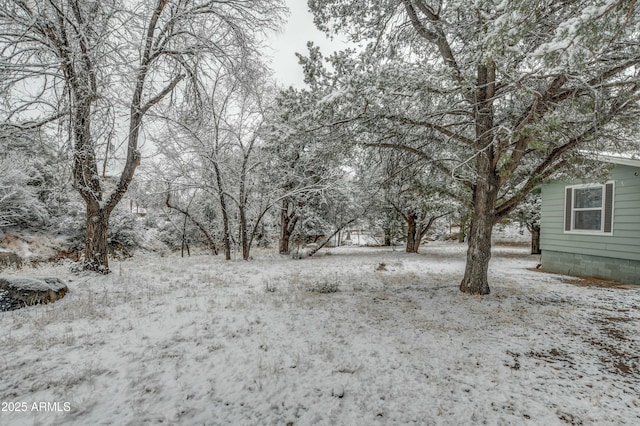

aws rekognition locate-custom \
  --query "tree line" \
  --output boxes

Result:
[2,0,638,296]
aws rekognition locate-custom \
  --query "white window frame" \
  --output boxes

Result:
[564,182,614,236]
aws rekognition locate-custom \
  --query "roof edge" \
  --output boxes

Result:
[596,154,640,168]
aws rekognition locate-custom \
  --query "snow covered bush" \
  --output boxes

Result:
[0,154,48,228]
[45,203,150,258]
[107,208,146,256]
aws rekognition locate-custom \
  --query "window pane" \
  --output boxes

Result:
[574,187,602,209]
[574,210,602,230]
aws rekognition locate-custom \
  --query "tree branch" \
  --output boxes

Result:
[365,142,474,189]
[165,189,218,255]
[140,74,185,115]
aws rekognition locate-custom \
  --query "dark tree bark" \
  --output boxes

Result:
[458,213,469,243]
[212,162,232,260]
[406,214,418,253]
[383,226,392,246]
[180,214,190,258]
[459,209,495,295]
[459,63,498,295]
[83,203,110,272]
[405,211,449,253]
[238,151,250,260]
[279,198,299,254]
[528,223,541,255]
[245,205,271,259]
[236,136,270,261]
[387,199,421,253]
[239,205,249,260]
[72,96,112,272]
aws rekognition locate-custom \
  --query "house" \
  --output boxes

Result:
[540,154,640,285]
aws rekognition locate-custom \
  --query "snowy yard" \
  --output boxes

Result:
[1,243,639,425]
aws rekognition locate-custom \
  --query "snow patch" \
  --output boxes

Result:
[0,245,637,425]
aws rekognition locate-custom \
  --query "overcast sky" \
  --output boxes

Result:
[266,1,349,89]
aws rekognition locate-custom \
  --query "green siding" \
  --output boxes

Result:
[541,164,640,263]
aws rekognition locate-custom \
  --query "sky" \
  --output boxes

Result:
[266,0,349,89]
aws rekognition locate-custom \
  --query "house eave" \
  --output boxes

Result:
[596,154,640,168]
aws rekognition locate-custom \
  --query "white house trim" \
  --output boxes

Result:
[596,154,640,168]
[563,181,615,236]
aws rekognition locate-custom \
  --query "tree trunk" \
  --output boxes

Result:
[73,95,110,273]
[459,62,497,295]
[405,214,418,253]
[213,162,231,260]
[239,205,249,260]
[459,159,498,295]
[279,198,298,254]
[83,0,176,271]
[383,228,392,246]
[460,209,494,295]
[279,222,291,254]
[529,223,541,255]
[412,236,422,253]
[412,224,428,254]
[278,198,291,254]
[84,203,110,273]
[459,213,468,243]
[246,204,272,257]
[180,214,190,258]
[220,199,231,260]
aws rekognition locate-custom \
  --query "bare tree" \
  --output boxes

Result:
[155,68,285,260]
[165,188,218,256]
[155,74,348,260]
[0,0,284,272]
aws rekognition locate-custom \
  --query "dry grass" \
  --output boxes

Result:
[529,268,638,289]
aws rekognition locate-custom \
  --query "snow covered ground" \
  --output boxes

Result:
[1,242,638,425]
